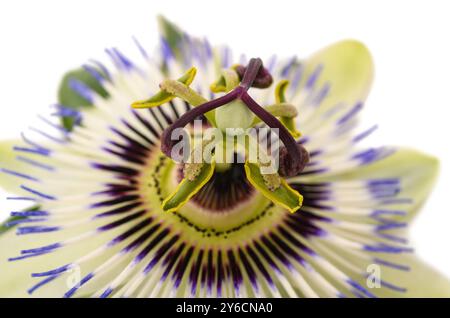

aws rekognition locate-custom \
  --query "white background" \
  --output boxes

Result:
[0,0,449,277]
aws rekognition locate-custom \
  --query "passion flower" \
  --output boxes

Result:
[0,16,449,298]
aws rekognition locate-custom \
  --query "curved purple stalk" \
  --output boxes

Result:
[240,92,306,177]
[239,58,263,90]
[160,57,308,177]
[236,58,273,89]
[160,58,261,157]
[160,88,242,157]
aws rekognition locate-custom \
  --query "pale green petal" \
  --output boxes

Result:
[0,228,66,297]
[307,148,439,222]
[306,148,447,296]
[354,254,450,297]
[304,39,374,109]
[392,255,450,297]
[0,220,122,297]
[0,139,38,194]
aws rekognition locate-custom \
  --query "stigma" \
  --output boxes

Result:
[131,57,309,213]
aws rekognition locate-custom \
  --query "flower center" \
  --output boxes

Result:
[132,57,309,215]
[178,158,254,211]
[140,152,286,238]
[158,58,307,178]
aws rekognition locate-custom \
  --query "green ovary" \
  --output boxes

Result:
[214,100,255,134]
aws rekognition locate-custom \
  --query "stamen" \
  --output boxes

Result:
[183,138,215,181]
[183,163,204,181]
[251,103,298,126]
[159,80,207,107]
[240,93,308,177]
[262,173,281,191]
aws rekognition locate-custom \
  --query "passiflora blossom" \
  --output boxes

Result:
[0,17,449,298]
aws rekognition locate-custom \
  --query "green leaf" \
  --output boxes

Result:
[0,216,21,235]
[57,67,109,129]
[157,15,185,59]
[0,205,39,236]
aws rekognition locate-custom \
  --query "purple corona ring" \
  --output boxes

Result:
[0,17,447,298]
